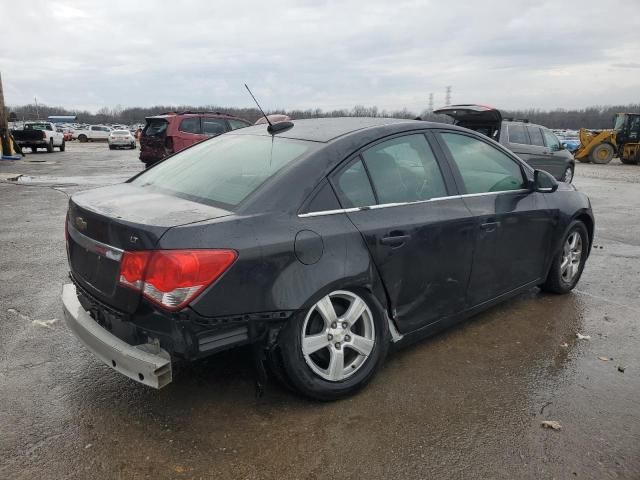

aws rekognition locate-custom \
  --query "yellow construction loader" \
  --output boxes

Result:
[575,113,640,164]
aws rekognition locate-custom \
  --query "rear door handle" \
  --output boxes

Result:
[480,221,500,233]
[380,234,411,247]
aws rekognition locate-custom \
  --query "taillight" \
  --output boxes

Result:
[42,131,47,139]
[118,249,237,311]
[164,136,173,153]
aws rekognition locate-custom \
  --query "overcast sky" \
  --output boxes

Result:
[1,0,639,113]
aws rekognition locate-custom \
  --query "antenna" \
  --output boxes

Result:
[244,84,272,127]
[244,84,294,134]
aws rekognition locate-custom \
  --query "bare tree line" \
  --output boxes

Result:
[7,102,639,130]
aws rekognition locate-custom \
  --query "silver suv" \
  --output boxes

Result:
[434,104,575,182]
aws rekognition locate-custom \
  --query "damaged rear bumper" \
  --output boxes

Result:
[61,283,172,388]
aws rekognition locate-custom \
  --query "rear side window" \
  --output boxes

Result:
[362,134,447,204]
[508,124,528,144]
[527,127,545,146]
[202,118,227,136]
[335,160,376,208]
[440,132,525,194]
[228,119,251,130]
[179,117,201,134]
[131,135,316,207]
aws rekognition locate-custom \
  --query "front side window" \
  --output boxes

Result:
[508,124,528,144]
[527,127,545,146]
[179,117,201,134]
[543,129,561,151]
[202,118,227,136]
[131,135,316,207]
[335,160,376,208]
[440,132,525,194]
[362,134,447,204]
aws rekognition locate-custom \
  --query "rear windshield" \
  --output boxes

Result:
[113,130,129,135]
[130,134,316,208]
[25,123,51,131]
[144,119,168,136]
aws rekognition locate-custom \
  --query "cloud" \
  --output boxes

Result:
[0,0,638,112]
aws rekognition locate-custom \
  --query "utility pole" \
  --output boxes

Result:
[0,72,15,156]
[428,93,434,113]
[34,96,39,120]
[445,86,452,105]
[0,72,6,130]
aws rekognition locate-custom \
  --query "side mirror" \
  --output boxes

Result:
[532,170,558,193]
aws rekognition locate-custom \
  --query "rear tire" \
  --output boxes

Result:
[590,143,614,164]
[59,140,65,152]
[31,146,38,153]
[540,221,589,294]
[278,289,389,401]
[620,155,638,165]
[109,145,114,150]
[46,139,54,153]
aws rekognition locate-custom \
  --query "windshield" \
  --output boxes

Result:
[131,134,316,207]
[613,114,627,130]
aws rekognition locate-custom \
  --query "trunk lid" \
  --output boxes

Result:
[433,104,503,126]
[67,183,232,313]
[140,117,170,163]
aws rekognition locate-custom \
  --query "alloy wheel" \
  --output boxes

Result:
[561,231,582,282]
[301,291,375,382]
[563,167,573,183]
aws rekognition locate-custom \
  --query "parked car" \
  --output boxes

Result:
[62,117,593,400]
[139,111,252,166]
[108,130,136,150]
[554,130,581,153]
[12,122,65,152]
[72,125,112,142]
[255,114,291,125]
[434,105,576,182]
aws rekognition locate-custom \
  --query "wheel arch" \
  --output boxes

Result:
[573,211,594,253]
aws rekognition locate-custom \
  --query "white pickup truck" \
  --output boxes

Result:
[72,125,112,142]
[11,122,66,152]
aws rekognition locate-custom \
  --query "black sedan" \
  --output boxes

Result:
[62,117,594,400]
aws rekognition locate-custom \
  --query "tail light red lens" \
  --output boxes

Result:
[118,249,237,311]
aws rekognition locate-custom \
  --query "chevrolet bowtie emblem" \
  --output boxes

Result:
[75,216,87,231]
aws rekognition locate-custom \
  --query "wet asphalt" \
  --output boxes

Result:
[0,143,638,480]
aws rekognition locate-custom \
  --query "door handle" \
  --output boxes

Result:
[480,221,500,233]
[380,234,411,247]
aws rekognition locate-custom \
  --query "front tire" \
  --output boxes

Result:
[78,135,88,143]
[562,165,574,183]
[590,143,614,164]
[278,289,389,401]
[59,140,65,152]
[540,221,589,294]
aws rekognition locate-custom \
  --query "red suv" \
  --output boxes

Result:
[139,111,252,166]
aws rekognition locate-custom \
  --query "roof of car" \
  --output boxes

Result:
[228,117,422,143]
